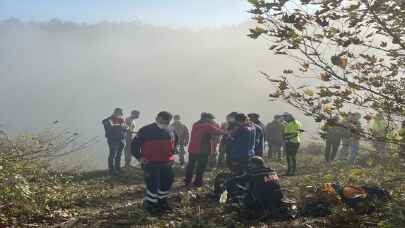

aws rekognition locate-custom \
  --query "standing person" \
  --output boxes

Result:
[217,112,238,168]
[186,113,226,187]
[102,108,127,176]
[207,133,220,170]
[349,112,362,163]
[397,120,405,160]
[124,110,140,168]
[265,115,285,161]
[170,115,189,166]
[339,113,353,161]
[229,113,256,175]
[248,113,265,157]
[321,116,343,163]
[370,113,388,156]
[131,111,176,213]
[283,113,303,176]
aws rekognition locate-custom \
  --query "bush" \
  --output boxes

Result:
[0,130,82,226]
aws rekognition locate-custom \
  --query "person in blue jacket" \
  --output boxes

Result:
[248,113,265,157]
[229,113,256,175]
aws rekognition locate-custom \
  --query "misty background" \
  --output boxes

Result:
[0,19,318,170]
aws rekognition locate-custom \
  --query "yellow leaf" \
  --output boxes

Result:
[303,88,314,96]
[323,105,332,114]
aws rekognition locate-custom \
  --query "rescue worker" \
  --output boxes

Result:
[283,113,303,176]
[321,116,343,163]
[370,113,388,156]
[169,115,189,166]
[102,108,127,176]
[229,113,256,175]
[186,113,227,187]
[265,115,285,160]
[338,113,353,161]
[226,156,283,217]
[349,112,362,163]
[217,112,238,168]
[131,111,176,213]
[248,113,265,157]
[124,110,140,168]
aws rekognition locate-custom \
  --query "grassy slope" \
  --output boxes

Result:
[62,149,405,228]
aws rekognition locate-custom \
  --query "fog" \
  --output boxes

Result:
[0,19,317,170]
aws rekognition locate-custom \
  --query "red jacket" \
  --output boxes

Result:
[131,123,176,162]
[188,121,225,154]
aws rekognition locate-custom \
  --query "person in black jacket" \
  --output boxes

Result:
[218,112,238,168]
[226,156,283,215]
[102,108,127,176]
[131,111,177,214]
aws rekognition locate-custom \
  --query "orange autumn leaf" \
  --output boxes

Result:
[339,55,348,68]
[320,72,331,81]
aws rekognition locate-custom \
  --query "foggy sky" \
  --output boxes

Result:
[0,19,317,169]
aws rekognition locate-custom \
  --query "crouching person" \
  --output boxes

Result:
[226,156,283,217]
[131,111,176,214]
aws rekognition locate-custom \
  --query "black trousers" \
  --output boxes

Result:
[107,139,124,175]
[325,140,340,162]
[143,162,174,205]
[185,152,210,185]
[285,143,300,175]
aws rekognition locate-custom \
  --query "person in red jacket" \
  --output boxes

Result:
[131,111,176,214]
[186,113,227,187]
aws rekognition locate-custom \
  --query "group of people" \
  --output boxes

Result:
[320,111,405,164]
[102,108,140,176]
[320,112,362,164]
[101,108,405,217]
[102,108,304,213]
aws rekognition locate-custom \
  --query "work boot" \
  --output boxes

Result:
[158,199,171,211]
[143,200,160,215]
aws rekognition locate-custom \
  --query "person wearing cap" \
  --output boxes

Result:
[131,111,177,214]
[169,115,190,166]
[102,108,127,176]
[265,115,285,160]
[225,156,283,216]
[283,113,303,176]
[186,113,227,187]
[218,112,239,167]
[229,113,256,175]
[124,110,140,168]
[248,113,265,157]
